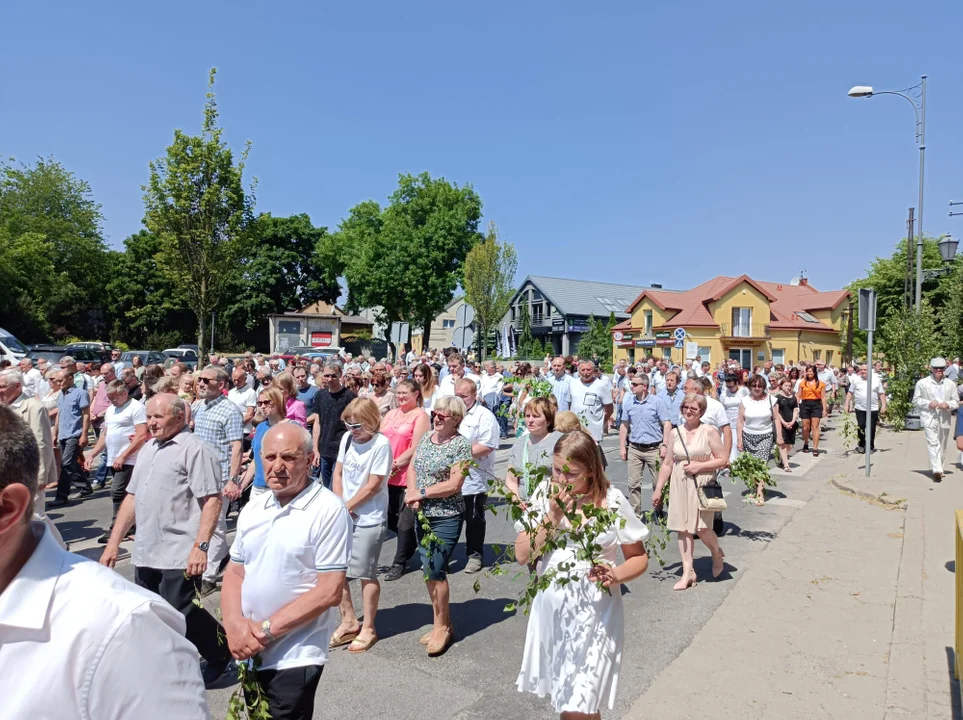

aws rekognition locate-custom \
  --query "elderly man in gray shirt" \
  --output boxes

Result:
[100,393,234,687]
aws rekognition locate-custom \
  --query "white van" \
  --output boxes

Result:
[0,328,28,365]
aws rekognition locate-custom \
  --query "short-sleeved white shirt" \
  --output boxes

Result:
[438,371,482,398]
[230,482,352,671]
[227,386,258,433]
[570,377,613,442]
[104,399,148,465]
[848,375,884,412]
[336,433,393,526]
[458,402,500,495]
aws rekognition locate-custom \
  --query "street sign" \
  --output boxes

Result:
[389,322,409,344]
[613,331,624,341]
[452,327,474,350]
[858,289,877,332]
[455,304,475,328]
[674,339,684,349]
[673,328,687,341]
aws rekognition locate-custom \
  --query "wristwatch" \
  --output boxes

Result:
[194,541,209,552]
[261,619,276,643]
[419,487,427,498]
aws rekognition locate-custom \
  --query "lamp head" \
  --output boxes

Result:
[847,85,874,98]
[938,234,958,264]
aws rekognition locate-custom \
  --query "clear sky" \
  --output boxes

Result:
[3,1,961,294]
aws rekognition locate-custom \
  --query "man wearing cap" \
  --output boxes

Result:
[912,358,960,482]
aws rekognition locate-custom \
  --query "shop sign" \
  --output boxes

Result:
[616,339,635,347]
[567,319,590,333]
[635,339,656,347]
[655,331,672,339]
[310,331,333,347]
[656,338,675,346]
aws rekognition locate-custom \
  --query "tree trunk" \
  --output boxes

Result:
[197,311,208,364]
[478,322,487,361]
[421,316,432,353]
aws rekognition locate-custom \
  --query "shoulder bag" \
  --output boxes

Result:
[676,426,727,511]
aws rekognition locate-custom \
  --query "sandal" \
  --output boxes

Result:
[329,628,360,648]
[427,628,453,657]
[420,624,454,645]
[347,633,378,653]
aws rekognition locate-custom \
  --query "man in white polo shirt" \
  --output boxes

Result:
[454,378,499,574]
[222,423,351,720]
[0,405,209,719]
[438,352,481,397]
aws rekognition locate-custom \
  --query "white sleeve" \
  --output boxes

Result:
[613,489,650,545]
[131,402,147,424]
[314,503,352,572]
[87,602,210,720]
[478,410,500,450]
[372,438,393,475]
[245,390,257,409]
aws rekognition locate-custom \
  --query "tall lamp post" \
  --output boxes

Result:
[848,76,927,308]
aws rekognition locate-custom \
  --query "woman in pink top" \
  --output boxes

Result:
[275,372,308,428]
[380,379,430,581]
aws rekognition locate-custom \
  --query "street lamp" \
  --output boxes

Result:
[847,76,927,308]
[938,234,958,264]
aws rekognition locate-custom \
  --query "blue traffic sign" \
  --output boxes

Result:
[673,328,686,341]
[674,339,684,349]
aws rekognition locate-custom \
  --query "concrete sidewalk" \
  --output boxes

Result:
[625,418,963,720]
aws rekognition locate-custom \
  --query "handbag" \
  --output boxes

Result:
[676,426,727,511]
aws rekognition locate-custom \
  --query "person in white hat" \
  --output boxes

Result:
[912,358,959,481]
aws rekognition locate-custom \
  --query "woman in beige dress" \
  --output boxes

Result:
[652,393,728,591]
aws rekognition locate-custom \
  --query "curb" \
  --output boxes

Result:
[830,478,907,510]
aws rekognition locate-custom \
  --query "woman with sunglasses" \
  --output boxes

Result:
[653,393,727,590]
[718,373,749,464]
[330,398,394,653]
[737,374,780,505]
[238,387,290,499]
[41,369,63,486]
[796,365,827,455]
[381,380,430,581]
[405,395,473,656]
[369,370,397,417]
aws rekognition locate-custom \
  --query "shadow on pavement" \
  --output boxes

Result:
[56,518,102,544]
[375,598,516,642]
[943,647,963,720]
[722,521,776,543]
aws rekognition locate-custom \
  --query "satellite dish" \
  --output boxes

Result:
[790,277,800,286]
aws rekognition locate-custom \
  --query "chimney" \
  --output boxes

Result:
[799,278,809,287]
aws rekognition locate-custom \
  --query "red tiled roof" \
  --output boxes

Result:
[622,276,849,333]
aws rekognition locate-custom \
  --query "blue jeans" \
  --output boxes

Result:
[416,515,463,581]
[320,456,336,489]
[93,449,109,487]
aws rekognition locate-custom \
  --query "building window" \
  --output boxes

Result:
[644,310,653,336]
[442,319,455,329]
[771,348,785,366]
[732,308,752,337]
[532,303,543,324]
[812,349,822,361]
[278,320,301,334]
[697,346,711,364]
[826,350,834,365]
[662,347,672,359]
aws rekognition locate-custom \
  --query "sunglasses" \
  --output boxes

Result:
[630,382,646,387]
[345,421,364,430]
[431,412,452,422]
[681,406,700,413]
[197,377,216,384]
[321,374,337,379]
[256,400,273,407]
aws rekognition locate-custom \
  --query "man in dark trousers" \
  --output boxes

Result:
[308,362,355,488]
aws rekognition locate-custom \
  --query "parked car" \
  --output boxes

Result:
[178,343,200,353]
[163,348,199,370]
[29,344,105,366]
[278,346,343,362]
[121,350,168,367]
[63,341,114,365]
[0,327,29,364]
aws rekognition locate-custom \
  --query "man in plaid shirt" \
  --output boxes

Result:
[193,365,243,596]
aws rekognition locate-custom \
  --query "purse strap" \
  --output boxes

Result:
[675,425,692,463]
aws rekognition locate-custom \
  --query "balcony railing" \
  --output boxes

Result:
[511,315,557,331]
[719,322,770,338]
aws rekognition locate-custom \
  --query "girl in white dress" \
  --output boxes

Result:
[514,431,649,719]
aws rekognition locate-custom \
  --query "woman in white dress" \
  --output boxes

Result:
[718,372,749,463]
[514,430,649,719]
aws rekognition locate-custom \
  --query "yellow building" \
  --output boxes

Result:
[611,275,849,369]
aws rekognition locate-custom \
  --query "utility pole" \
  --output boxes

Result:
[905,208,915,309]
[914,75,927,310]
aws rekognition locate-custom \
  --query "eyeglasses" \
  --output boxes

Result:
[261,377,273,384]
[256,400,273,407]
[681,406,700,413]
[431,412,452,422]
[197,377,216,384]
[345,421,364,431]
[321,374,337,379]
[630,382,646,387]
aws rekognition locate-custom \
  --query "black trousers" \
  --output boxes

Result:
[107,466,135,532]
[462,492,487,559]
[57,436,90,500]
[855,410,880,450]
[387,484,417,566]
[134,566,231,668]
[249,665,323,720]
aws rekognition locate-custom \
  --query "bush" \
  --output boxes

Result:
[145,330,184,350]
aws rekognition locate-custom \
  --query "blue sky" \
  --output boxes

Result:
[3,1,962,294]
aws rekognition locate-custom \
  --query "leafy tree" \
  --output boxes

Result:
[223,213,340,348]
[463,221,517,361]
[340,172,482,352]
[876,301,941,430]
[0,157,109,340]
[516,301,534,358]
[142,68,255,360]
[576,314,615,371]
[104,230,195,347]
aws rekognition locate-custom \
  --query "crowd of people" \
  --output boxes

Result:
[0,344,961,720]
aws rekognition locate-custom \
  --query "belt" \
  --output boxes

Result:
[629,441,660,450]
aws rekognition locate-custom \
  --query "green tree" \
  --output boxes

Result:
[516,301,534,358]
[463,221,517,361]
[576,314,615,371]
[876,301,941,430]
[340,172,482,351]
[0,157,109,340]
[223,213,340,348]
[142,68,255,360]
[104,230,195,347]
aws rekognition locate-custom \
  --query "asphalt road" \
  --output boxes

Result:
[51,423,837,719]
